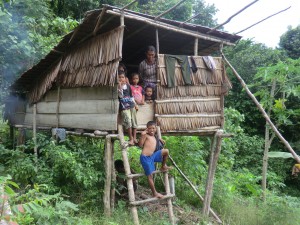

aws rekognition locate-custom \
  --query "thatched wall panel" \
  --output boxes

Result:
[156,100,221,115]
[157,116,221,132]
[157,85,222,99]
[28,59,62,103]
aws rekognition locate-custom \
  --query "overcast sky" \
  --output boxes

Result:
[207,0,300,48]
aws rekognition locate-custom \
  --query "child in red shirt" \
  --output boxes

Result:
[130,73,145,105]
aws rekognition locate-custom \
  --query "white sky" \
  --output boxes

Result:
[207,0,300,48]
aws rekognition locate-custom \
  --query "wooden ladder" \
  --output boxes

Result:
[117,124,176,225]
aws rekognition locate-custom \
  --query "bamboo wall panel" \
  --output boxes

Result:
[24,113,117,130]
[136,103,155,129]
[26,100,118,114]
[44,86,118,102]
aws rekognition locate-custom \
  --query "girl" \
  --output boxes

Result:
[130,73,145,105]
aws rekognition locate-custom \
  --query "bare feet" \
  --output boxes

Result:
[134,139,139,145]
[128,140,135,146]
[154,192,164,198]
[160,165,172,172]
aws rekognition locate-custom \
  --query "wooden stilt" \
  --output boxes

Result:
[104,135,113,216]
[33,104,38,163]
[110,140,116,211]
[156,126,176,225]
[202,130,223,216]
[118,124,139,225]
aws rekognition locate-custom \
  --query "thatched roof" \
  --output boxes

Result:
[10,4,241,102]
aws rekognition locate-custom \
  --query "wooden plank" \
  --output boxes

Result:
[43,86,118,102]
[136,103,155,127]
[24,113,118,130]
[26,100,118,114]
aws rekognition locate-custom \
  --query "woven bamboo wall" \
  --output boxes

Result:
[156,55,231,132]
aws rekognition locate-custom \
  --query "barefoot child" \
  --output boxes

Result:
[139,121,171,198]
[118,71,138,146]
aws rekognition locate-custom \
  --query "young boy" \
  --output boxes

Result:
[130,73,145,105]
[118,71,138,145]
[144,85,155,103]
[139,121,171,198]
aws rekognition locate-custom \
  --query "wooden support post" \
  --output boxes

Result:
[110,140,116,212]
[118,124,139,225]
[202,130,223,216]
[104,135,113,216]
[156,28,160,55]
[164,172,175,225]
[33,104,38,162]
[17,128,25,147]
[169,175,175,195]
[194,38,198,56]
[157,126,175,225]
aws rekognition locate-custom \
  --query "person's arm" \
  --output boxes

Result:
[118,82,123,98]
[159,138,165,145]
[138,129,148,148]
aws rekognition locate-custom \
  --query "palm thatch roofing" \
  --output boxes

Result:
[10,4,241,101]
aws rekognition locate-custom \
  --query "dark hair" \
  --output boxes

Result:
[118,63,127,75]
[118,70,126,77]
[146,45,156,53]
[145,85,153,91]
[147,121,156,127]
[131,72,139,78]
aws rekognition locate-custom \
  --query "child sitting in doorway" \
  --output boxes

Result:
[139,121,171,198]
[130,73,145,105]
[144,85,155,103]
[118,71,138,146]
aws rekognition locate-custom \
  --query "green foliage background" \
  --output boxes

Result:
[1,0,300,224]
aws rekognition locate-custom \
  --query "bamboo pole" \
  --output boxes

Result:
[202,130,223,216]
[93,6,107,36]
[155,0,187,20]
[168,155,222,223]
[33,104,38,163]
[56,86,60,128]
[155,114,221,118]
[194,38,198,56]
[111,140,116,211]
[180,12,202,26]
[117,124,139,225]
[156,126,175,225]
[235,6,291,35]
[207,0,259,34]
[156,29,160,55]
[103,135,113,216]
[221,52,300,163]
[155,98,220,103]
[106,10,235,46]
[121,0,138,10]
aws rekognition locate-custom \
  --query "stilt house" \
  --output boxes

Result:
[4,4,241,225]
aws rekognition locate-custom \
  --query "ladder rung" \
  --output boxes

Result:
[127,170,166,178]
[130,194,175,206]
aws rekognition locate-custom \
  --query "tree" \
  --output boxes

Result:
[279,25,300,59]
[0,0,77,102]
[254,58,300,200]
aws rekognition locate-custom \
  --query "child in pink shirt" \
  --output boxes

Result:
[130,73,145,105]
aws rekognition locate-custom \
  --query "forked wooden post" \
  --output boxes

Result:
[117,124,139,225]
[202,130,223,216]
[157,126,175,225]
[104,135,113,216]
